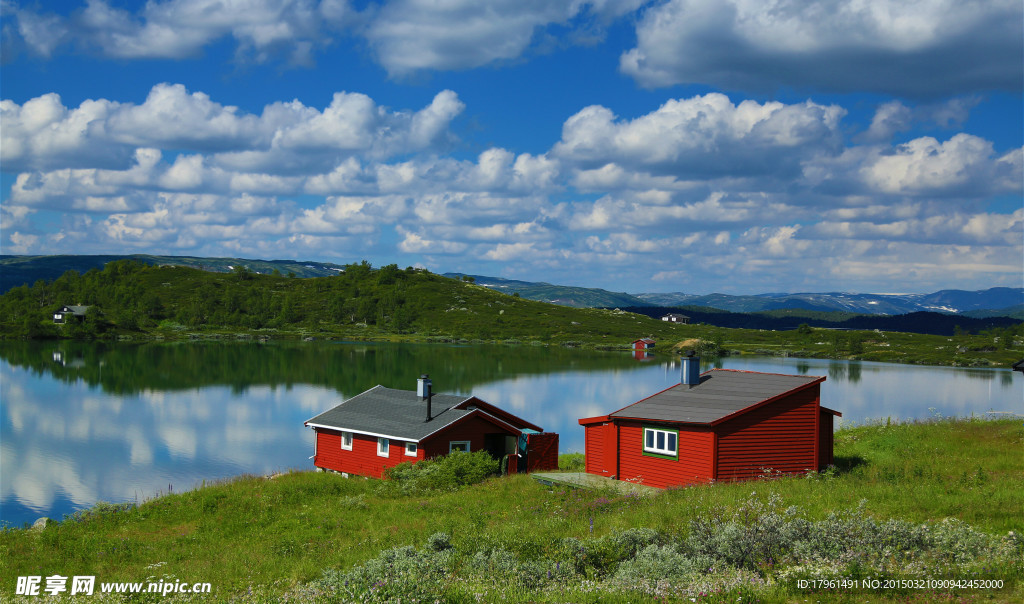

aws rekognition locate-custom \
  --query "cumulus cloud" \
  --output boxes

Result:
[806,209,1024,246]
[4,0,349,63]
[5,0,644,72]
[860,97,981,143]
[621,0,1024,97]
[3,86,1021,293]
[1,85,465,174]
[803,134,1024,199]
[553,93,845,179]
[365,0,644,76]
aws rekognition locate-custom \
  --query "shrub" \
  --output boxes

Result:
[311,540,454,602]
[612,544,717,585]
[381,450,499,495]
[558,453,585,472]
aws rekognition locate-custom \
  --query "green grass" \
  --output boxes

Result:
[2,417,1022,602]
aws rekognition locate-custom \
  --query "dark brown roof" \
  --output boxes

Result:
[609,369,825,425]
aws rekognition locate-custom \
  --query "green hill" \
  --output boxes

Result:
[0,254,349,293]
[0,259,666,345]
[1,258,1020,367]
[443,274,650,308]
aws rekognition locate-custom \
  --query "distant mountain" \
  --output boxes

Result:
[962,304,1024,320]
[442,274,650,309]
[0,255,348,293]
[634,288,1024,316]
[3,256,1020,319]
[618,306,1021,336]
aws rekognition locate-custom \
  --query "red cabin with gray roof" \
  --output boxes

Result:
[305,375,558,478]
[579,360,840,489]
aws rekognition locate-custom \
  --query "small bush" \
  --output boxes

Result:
[558,452,585,472]
[381,450,499,495]
[612,544,717,585]
[310,541,454,602]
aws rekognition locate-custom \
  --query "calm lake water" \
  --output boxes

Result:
[1,341,1020,527]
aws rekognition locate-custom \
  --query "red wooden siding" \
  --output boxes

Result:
[526,433,559,472]
[460,398,542,432]
[602,422,618,477]
[314,429,423,478]
[615,421,714,489]
[420,414,518,459]
[817,408,835,469]
[584,424,607,475]
[714,386,820,481]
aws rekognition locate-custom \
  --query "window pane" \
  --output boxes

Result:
[667,433,677,453]
[656,432,665,450]
[645,430,654,449]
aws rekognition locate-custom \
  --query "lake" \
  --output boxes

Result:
[2,341,1020,527]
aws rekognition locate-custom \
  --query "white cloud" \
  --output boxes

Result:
[860,97,981,143]
[397,228,469,254]
[2,86,465,176]
[807,209,1024,246]
[553,94,845,179]
[365,0,641,76]
[4,0,647,74]
[3,85,1021,294]
[6,0,349,63]
[621,0,1024,96]
[861,134,1022,196]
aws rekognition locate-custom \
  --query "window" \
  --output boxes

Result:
[340,431,353,451]
[405,442,418,457]
[377,437,390,457]
[643,426,678,458]
[449,441,471,453]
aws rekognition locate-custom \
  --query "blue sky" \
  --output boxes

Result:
[1,0,1022,295]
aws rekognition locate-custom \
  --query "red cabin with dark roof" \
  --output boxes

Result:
[579,363,841,489]
[632,338,656,351]
[305,375,558,478]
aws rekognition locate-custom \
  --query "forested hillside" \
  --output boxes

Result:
[0,259,662,344]
[2,259,1020,368]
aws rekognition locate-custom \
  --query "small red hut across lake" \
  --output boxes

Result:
[579,356,840,489]
[305,376,558,478]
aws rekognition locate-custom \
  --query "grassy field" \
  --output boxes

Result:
[2,417,1022,603]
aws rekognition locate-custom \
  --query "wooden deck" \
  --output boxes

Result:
[530,472,661,497]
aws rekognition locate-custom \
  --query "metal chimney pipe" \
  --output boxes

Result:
[418,374,433,421]
[681,350,700,388]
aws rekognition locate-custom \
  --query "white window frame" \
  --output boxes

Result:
[643,426,678,458]
[340,431,353,451]
[448,440,471,454]
[405,442,418,457]
[377,437,390,457]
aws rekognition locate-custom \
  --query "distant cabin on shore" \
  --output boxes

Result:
[53,305,90,324]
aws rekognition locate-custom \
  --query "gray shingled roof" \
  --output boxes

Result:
[610,369,825,425]
[305,386,481,441]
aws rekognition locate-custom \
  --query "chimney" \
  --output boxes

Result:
[681,350,700,388]
[418,374,433,421]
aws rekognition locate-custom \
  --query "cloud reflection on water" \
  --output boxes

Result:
[1,344,1020,528]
